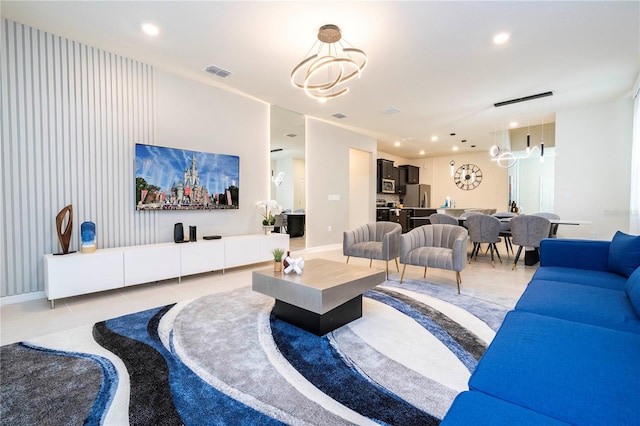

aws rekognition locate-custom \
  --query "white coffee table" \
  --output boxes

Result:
[252,258,386,335]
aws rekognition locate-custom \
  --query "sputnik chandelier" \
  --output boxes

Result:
[291,24,367,102]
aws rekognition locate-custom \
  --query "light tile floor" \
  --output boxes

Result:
[0,244,536,346]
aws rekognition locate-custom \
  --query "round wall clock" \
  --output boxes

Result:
[454,164,482,190]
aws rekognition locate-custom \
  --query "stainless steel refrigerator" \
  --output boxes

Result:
[404,184,431,207]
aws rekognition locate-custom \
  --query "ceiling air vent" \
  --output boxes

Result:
[332,113,347,119]
[382,107,400,115]
[204,65,232,78]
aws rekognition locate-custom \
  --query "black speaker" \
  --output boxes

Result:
[174,223,184,243]
[189,226,197,242]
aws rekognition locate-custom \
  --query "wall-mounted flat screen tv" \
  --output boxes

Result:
[135,143,239,211]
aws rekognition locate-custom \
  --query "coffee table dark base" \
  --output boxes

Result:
[273,295,362,336]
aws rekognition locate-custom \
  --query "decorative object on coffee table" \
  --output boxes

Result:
[272,248,285,272]
[55,205,74,255]
[284,255,305,275]
[80,221,96,253]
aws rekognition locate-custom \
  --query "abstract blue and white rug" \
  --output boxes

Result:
[0,280,514,426]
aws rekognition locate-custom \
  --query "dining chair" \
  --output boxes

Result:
[532,212,560,238]
[510,215,551,270]
[492,212,517,256]
[466,214,502,267]
[429,213,459,225]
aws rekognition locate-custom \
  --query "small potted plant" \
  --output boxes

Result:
[272,248,285,272]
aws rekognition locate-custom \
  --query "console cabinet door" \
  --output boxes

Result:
[124,244,181,286]
[180,239,225,276]
[44,250,124,300]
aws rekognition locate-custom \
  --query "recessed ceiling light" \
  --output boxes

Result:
[394,141,401,147]
[142,22,160,36]
[419,150,425,155]
[510,121,519,128]
[452,146,459,151]
[493,32,510,45]
[431,136,438,142]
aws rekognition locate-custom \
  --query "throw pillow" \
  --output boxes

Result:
[608,231,640,277]
[625,266,640,317]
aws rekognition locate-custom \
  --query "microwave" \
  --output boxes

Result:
[381,178,395,193]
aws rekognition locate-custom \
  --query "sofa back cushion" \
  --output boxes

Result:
[625,266,640,317]
[608,231,640,277]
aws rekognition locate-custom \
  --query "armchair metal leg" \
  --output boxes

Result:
[455,272,462,294]
[346,256,350,264]
[394,258,399,272]
[423,267,427,278]
[400,264,407,284]
[369,259,373,268]
[386,261,389,279]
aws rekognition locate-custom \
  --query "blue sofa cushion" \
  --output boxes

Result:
[608,231,640,277]
[469,311,640,425]
[625,266,640,316]
[532,266,627,291]
[539,239,610,271]
[441,391,571,426]
[515,279,640,333]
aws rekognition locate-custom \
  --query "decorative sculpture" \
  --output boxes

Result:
[283,256,305,275]
[55,205,74,255]
[80,221,96,253]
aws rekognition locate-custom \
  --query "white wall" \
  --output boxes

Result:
[306,119,377,247]
[514,150,556,215]
[154,70,270,240]
[349,149,372,229]
[555,97,634,239]
[429,152,509,211]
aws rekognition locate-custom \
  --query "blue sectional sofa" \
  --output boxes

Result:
[442,231,640,425]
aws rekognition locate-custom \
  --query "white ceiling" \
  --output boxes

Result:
[2,1,638,159]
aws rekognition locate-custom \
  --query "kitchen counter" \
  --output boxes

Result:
[436,208,497,217]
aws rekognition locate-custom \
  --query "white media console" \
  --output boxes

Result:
[44,233,289,308]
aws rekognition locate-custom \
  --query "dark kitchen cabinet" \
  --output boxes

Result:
[377,159,394,179]
[377,159,395,193]
[400,165,419,184]
[392,167,400,193]
[393,209,412,233]
[376,208,390,222]
[397,167,407,194]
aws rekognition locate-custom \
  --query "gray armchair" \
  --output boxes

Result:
[399,224,468,293]
[343,222,402,279]
[510,215,551,269]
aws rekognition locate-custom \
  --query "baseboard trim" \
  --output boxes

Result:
[302,243,342,254]
[1,291,46,306]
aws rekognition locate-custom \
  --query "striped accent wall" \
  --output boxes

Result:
[1,19,157,297]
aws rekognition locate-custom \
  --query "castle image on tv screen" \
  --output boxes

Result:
[135,144,239,211]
